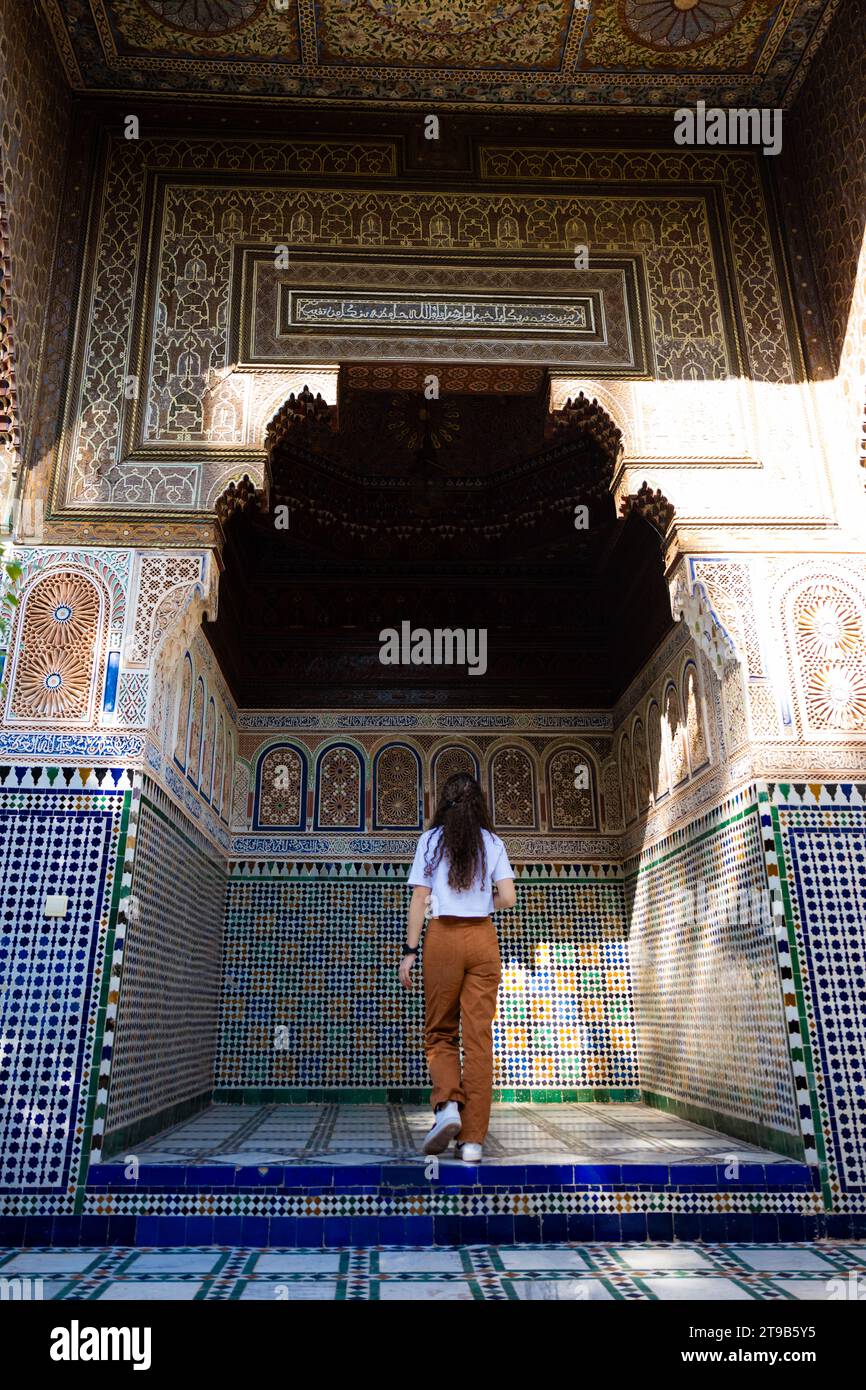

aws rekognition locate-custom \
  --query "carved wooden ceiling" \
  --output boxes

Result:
[205,381,673,707]
[43,0,839,111]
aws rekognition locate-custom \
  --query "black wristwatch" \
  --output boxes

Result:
[402,943,419,956]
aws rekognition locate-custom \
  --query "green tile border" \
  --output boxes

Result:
[764,794,835,1207]
[101,1091,214,1159]
[75,787,133,1212]
[211,1086,641,1105]
[640,1090,805,1161]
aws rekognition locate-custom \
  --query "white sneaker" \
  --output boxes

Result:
[422,1101,462,1154]
[455,1141,483,1163]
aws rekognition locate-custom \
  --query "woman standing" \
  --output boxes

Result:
[398,773,516,1162]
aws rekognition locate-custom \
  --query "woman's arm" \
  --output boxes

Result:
[398,886,430,989]
[493,877,516,909]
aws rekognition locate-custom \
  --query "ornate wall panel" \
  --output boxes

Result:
[373,743,422,830]
[0,1,70,463]
[44,130,815,522]
[431,744,479,805]
[6,570,105,724]
[788,577,866,736]
[200,696,216,798]
[314,743,364,831]
[490,745,537,830]
[683,661,710,773]
[173,654,192,769]
[546,746,597,832]
[186,675,204,785]
[126,553,204,666]
[620,734,637,826]
[632,719,652,816]
[253,743,307,831]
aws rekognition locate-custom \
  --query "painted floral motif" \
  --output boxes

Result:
[142,0,262,34]
[320,0,573,68]
[621,0,750,51]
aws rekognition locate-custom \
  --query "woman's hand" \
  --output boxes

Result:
[398,953,415,990]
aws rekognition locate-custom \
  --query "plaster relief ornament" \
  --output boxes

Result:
[672,579,737,678]
[806,667,866,731]
[15,650,91,718]
[25,576,99,649]
[795,588,862,660]
[622,0,750,50]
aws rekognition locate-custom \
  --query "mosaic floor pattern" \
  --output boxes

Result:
[2,1244,862,1301]
[122,1102,792,1166]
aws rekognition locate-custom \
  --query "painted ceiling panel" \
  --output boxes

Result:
[41,0,840,109]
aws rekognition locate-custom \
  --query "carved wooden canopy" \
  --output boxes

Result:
[207,370,669,708]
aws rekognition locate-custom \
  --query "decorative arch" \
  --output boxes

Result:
[490,744,537,830]
[314,742,365,831]
[225,731,237,826]
[6,568,106,724]
[373,743,422,830]
[431,743,479,805]
[601,758,623,833]
[253,741,308,830]
[544,744,598,831]
[172,652,193,770]
[646,698,668,800]
[186,675,205,785]
[213,711,226,810]
[620,733,637,825]
[632,717,652,814]
[681,659,710,771]
[200,696,217,800]
[663,681,689,786]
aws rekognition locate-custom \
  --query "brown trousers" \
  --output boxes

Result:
[423,916,502,1144]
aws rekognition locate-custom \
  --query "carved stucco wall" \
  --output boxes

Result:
[0,0,71,472]
[24,127,838,541]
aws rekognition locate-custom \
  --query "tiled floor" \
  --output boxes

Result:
[2,1244,862,1300]
[121,1102,792,1166]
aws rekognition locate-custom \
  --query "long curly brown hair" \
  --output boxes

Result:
[423,773,494,891]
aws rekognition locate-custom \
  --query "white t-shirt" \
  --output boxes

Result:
[408,827,514,918]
